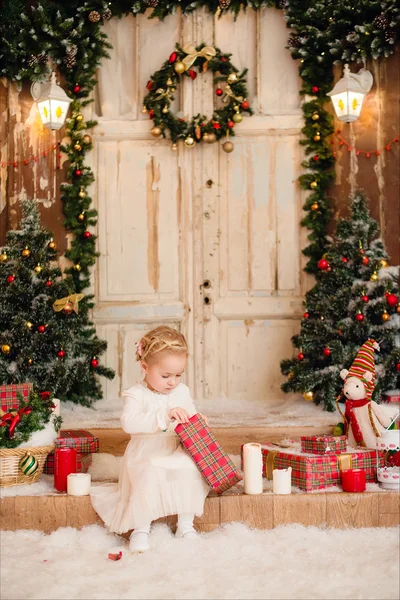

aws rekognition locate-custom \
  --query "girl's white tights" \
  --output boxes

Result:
[131,513,195,537]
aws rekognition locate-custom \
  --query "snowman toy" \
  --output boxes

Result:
[339,339,392,449]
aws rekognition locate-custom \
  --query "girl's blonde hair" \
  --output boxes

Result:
[135,326,188,363]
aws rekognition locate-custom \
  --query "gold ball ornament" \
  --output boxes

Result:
[396,304,400,314]
[74,142,82,151]
[77,213,85,222]
[75,113,84,122]
[382,311,391,322]
[0,252,8,262]
[206,133,217,144]
[166,78,173,86]
[1,344,11,355]
[48,240,57,250]
[19,452,39,476]
[202,133,209,142]
[312,113,320,121]
[314,134,321,141]
[288,371,295,380]
[150,126,162,138]
[82,134,92,145]
[232,112,243,124]
[74,263,82,272]
[222,140,234,153]
[141,105,148,114]
[171,143,177,151]
[184,135,195,148]
[303,391,315,402]
[27,358,33,366]
[174,61,186,74]
[21,247,31,257]
[380,259,389,268]
[78,189,87,199]
[311,202,319,210]
[370,272,378,282]
[162,106,169,114]
[34,264,42,274]
[227,73,238,84]
[26,321,33,329]
[310,181,318,189]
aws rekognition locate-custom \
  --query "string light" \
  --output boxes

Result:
[1,143,60,168]
[333,130,399,158]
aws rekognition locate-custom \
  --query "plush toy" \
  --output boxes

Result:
[338,339,392,449]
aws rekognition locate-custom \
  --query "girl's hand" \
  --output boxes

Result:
[198,413,209,426]
[168,407,191,424]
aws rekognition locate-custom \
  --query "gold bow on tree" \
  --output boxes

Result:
[182,43,217,71]
[53,294,84,315]
[155,88,172,101]
[223,84,244,104]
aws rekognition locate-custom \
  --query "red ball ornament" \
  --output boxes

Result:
[149,110,154,119]
[356,313,365,322]
[91,358,99,368]
[303,312,310,319]
[215,88,223,97]
[323,347,331,357]
[57,350,65,359]
[313,155,319,162]
[75,169,82,177]
[362,256,369,265]
[297,352,304,361]
[188,69,197,80]
[7,275,15,283]
[312,86,319,93]
[241,101,249,110]
[227,120,235,129]
[83,231,92,239]
[168,52,177,64]
[397,363,400,372]
[386,293,398,307]
[361,295,369,303]
[73,84,81,93]
[38,325,46,333]
[46,280,53,287]
[341,257,349,263]
[318,258,329,270]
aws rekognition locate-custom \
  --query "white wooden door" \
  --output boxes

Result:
[90,8,305,405]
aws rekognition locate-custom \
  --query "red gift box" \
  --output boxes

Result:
[43,451,92,475]
[381,394,400,404]
[55,430,99,454]
[175,414,242,494]
[260,444,382,492]
[0,383,33,411]
[301,435,347,455]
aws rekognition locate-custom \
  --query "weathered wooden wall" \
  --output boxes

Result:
[1,9,399,405]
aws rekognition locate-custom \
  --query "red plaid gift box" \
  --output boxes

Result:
[381,393,400,404]
[300,435,347,455]
[55,430,99,454]
[175,414,242,494]
[260,444,382,492]
[43,452,92,475]
[0,383,33,411]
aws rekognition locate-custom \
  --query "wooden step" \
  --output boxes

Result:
[91,425,335,456]
[1,488,398,533]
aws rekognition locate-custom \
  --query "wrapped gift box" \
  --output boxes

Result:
[175,414,242,494]
[55,429,99,454]
[43,451,92,475]
[241,443,382,492]
[0,383,33,411]
[381,393,400,404]
[301,435,347,455]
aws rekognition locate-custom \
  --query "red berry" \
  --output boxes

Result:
[356,313,365,322]
[312,86,319,93]
[386,293,398,307]
[303,312,310,319]
[75,169,82,177]
[168,52,177,64]
[297,352,304,361]
[188,69,197,80]
[341,257,349,263]
[227,120,235,128]
[318,259,329,270]
[57,350,65,359]
[91,358,99,368]
[73,84,81,93]
[361,295,369,303]
[7,275,15,283]
[149,110,154,119]
[216,88,223,97]
[83,231,91,239]
[323,347,331,357]
[241,101,249,110]
[46,280,53,287]
[362,256,369,265]
[38,325,46,333]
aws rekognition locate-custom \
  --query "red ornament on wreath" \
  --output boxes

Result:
[91,358,99,368]
[75,169,82,177]
[356,313,365,322]
[361,295,369,303]
[216,88,223,96]
[341,257,349,263]
[312,86,319,93]
[169,52,177,64]
[57,350,65,359]
[227,120,235,129]
[38,325,46,333]
[7,275,15,284]
[303,312,310,319]
[83,231,91,239]
[73,84,81,93]
[386,293,398,307]
[318,258,330,271]
[297,352,305,361]
[362,256,369,265]
[396,363,400,372]
[323,347,331,357]
[241,101,249,110]
[188,69,197,80]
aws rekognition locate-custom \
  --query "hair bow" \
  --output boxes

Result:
[135,340,143,357]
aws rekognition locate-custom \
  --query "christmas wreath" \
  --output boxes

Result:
[143,43,253,152]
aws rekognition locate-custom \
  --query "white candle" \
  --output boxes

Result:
[273,468,292,495]
[243,443,263,495]
[52,398,61,418]
[67,473,91,496]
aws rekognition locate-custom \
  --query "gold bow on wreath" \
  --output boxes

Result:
[223,84,244,104]
[182,43,217,71]
[53,294,84,315]
[155,88,172,102]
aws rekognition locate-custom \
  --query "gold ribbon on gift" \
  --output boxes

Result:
[337,453,353,472]
[222,84,244,104]
[182,43,217,71]
[265,451,278,480]
[52,294,84,315]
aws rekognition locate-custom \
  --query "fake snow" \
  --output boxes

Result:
[1,523,398,600]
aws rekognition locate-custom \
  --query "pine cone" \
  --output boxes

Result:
[28,55,38,67]
[373,14,389,30]
[146,0,159,6]
[88,10,101,23]
[276,0,286,8]
[63,55,77,69]
[384,31,395,43]
[219,0,231,9]
[288,35,302,48]
[37,53,48,64]
[102,7,112,20]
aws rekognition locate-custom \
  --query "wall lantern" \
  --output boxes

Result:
[31,72,72,130]
[327,63,373,123]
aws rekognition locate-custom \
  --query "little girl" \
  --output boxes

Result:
[90,326,210,553]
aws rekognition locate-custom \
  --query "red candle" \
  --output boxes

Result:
[341,468,366,493]
[54,448,77,492]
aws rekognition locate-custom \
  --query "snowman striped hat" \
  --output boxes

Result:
[346,339,379,400]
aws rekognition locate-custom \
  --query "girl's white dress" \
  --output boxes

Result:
[90,382,210,533]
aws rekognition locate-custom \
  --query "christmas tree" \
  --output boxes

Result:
[0,200,114,406]
[281,192,400,411]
